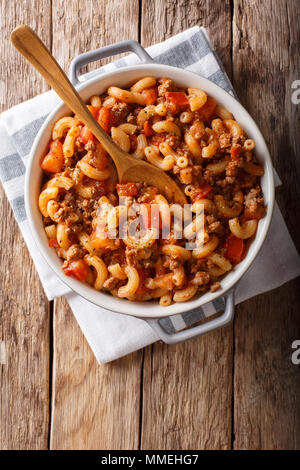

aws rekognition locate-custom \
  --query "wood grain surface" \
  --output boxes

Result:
[0,0,299,450]
[232,0,300,450]
[0,0,51,450]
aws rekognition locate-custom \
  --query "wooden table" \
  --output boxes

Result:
[1,0,299,450]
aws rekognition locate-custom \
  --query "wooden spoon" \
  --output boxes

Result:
[11,25,187,205]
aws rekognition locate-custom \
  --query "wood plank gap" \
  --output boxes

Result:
[285,0,291,52]
[138,348,145,450]
[231,317,236,449]
[47,0,53,451]
[230,0,234,66]
[49,0,53,53]
[232,0,300,449]
[230,0,235,451]
[138,0,142,44]
[47,300,54,450]
[0,0,52,449]
[137,0,143,449]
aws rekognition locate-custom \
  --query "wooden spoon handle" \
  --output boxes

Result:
[11,24,121,161]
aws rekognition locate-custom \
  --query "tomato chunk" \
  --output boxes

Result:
[141,87,158,105]
[196,97,217,122]
[80,125,94,144]
[48,238,59,248]
[41,140,64,173]
[165,91,189,106]
[231,145,241,161]
[190,183,213,202]
[63,259,89,282]
[224,234,245,264]
[116,182,138,197]
[87,105,100,119]
[98,107,113,133]
[143,120,154,136]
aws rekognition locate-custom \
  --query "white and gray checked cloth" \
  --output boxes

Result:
[1,27,300,364]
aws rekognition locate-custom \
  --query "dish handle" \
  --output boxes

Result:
[70,40,154,86]
[145,289,235,345]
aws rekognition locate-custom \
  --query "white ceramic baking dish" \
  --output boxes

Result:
[25,41,274,343]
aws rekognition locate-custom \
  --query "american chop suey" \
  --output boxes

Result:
[38,76,266,306]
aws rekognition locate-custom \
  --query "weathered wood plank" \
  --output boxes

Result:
[141,329,233,450]
[140,0,234,450]
[50,0,142,450]
[233,0,300,449]
[141,0,233,79]
[0,0,51,450]
[50,299,143,450]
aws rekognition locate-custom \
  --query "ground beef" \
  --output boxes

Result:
[244,186,264,206]
[125,247,139,267]
[165,134,180,148]
[105,249,126,267]
[76,197,94,214]
[191,259,208,273]
[225,176,236,184]
[51,206,67,223]
[210,281,221,292]
[64,191,76,207]
[238,171,257,189]
[65,211,80,226]
[244,186,266,219]
[225,155,243,184]
[75,197,96,230]
[66,244,85,261]
[207,220,223,233]
[163,256,180,270]
[51,193,76,223]
[158,78,174,96]
[111,102,131,125]
[191,271,210,286]
[103,276,121,290]
[126,113,136,124]
[190,120,205,139]
[192,165,202,178]
[84,140,95,151]
[219,133,231,148]
[203,169,215,185]
[206,214,223,234]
